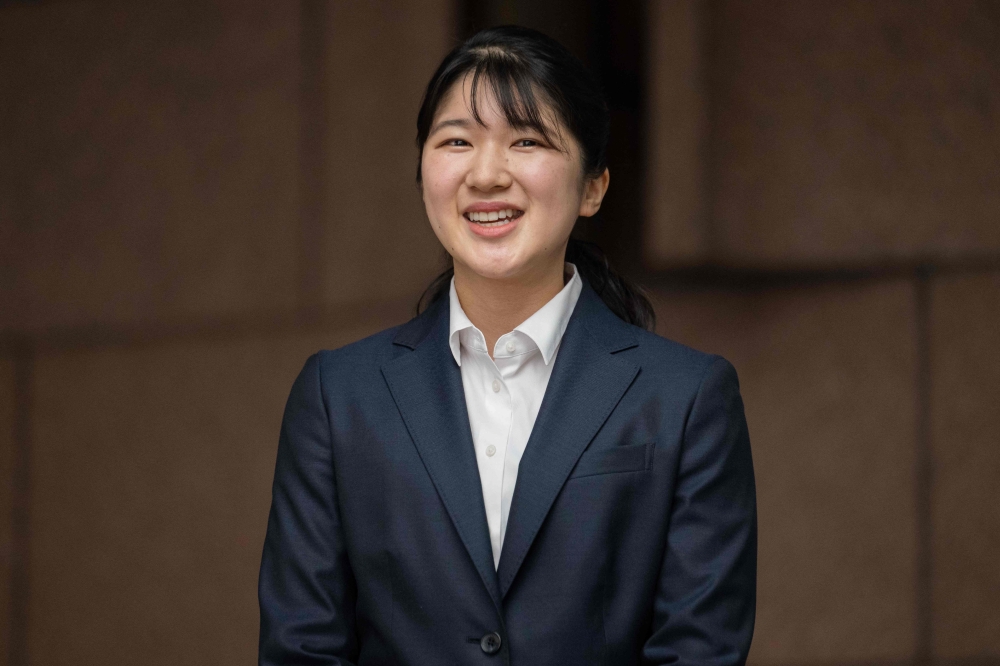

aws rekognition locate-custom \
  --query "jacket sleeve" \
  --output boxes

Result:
[643,356,757,665]
[259,353,359,665]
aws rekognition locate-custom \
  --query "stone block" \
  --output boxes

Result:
[651,279,919,662]
[710,0,1000,265]
[26,312,405,665]
[645,0,709,266]
[0,355,14,666]
[322,0,455,306]
[930,271,1000,658]
[0,2,300,331]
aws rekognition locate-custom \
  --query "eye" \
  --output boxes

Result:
[443,138,470,147]
[513,139,539,148]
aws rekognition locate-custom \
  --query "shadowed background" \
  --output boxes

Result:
[0,1,998,664]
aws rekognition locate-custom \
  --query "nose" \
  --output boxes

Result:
[465,143,512,191]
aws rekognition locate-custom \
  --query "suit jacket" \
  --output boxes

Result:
[258,279,756,665]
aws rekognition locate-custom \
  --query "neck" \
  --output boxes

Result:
[454,258,568,358]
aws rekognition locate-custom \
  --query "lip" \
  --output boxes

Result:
[462,201,524,239]
[466,214,520,239]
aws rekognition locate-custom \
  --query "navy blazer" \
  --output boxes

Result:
[259,280,756,665]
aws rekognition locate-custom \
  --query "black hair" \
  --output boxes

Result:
[414,25,655,330]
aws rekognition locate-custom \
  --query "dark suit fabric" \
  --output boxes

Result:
[258,281,756,665]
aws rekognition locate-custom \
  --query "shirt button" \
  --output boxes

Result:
[486,445,496,457]
[492,378,501,393]
[505,341,515,353]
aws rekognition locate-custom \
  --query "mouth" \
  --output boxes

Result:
[463,208,525,228]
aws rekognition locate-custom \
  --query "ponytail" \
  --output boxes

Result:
[415,261,454,318]
[565,238,655,330]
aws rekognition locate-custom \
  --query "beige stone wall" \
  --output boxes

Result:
[647,0,1000,269]
[0,2,302,331]
[645,0,709,266]
[26,321,406,665]
[930,273,1000,658]
[653,282,920,663]
[0,355,14,666]
[323,2,450,307]
[647,1,1000,664]
[710,1,1000,267]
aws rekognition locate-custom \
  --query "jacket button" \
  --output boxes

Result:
[480,632,502,654]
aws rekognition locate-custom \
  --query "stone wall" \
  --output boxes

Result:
[646,2,999,663]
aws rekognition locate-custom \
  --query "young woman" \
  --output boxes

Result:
[259,25,756,665]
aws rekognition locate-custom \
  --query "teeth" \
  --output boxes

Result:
[468,209,519,222]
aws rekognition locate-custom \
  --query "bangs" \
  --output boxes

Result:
[465,48,562,146]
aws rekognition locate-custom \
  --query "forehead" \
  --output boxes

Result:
[433,72,562,133]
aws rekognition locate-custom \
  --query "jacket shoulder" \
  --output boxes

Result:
[632,325,716,363]
[312,320,407,376]
[630,326,734,382]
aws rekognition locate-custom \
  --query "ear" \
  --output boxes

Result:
[578,168,610,217]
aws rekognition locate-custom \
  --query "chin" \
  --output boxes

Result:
[458,252,529,282]
[467,262,524,281]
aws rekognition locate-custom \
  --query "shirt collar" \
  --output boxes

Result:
[448,280,476,366]
[448,263,583,366]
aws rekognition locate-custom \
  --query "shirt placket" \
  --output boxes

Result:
[493,340,525,549]
[475,345,513,561]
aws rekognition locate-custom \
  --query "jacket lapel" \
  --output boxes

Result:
[496,283,640,597]
[380,300,502,608]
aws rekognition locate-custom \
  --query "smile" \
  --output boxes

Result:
[464,209,524,226]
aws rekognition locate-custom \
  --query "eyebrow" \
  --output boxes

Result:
[428,118,473,136]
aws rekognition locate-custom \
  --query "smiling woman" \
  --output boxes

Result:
[413,28,655,341]
[259,25,757,666]
[418,70,611,352]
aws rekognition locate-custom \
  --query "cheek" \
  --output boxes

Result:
[421,156,463,217]
[519,159,583,227]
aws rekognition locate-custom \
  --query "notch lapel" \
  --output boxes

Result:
[380,302,502,608]
[496,285,640,597]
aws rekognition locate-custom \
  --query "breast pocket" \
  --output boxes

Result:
[569,442,654,479]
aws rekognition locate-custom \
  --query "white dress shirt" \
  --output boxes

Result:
[448,263,583,568]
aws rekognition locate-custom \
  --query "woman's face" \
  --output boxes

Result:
[420,76,609,284]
